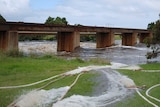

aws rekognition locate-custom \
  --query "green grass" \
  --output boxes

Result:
[115,63,160,107]
[0,55,106,107]
[114,35,121,40]
[140,63,160,70]
[0,54,160,107]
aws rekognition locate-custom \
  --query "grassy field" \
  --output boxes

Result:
[116,63,160,107]
[0,54,160,107]
[0,54,108,107]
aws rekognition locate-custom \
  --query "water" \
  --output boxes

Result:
[9,64,136,107]
[53,69,134,107]
[11,87,70,107]
[19,41,160,64]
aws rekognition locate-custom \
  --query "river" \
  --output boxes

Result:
[19,40,160,64]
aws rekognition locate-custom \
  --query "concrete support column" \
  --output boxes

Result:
[0,31,18,51]
[96,32,114,48]
[122,33,137,46]
[57,31,80,52]
[139,33,153,43]
[0,31,6,50]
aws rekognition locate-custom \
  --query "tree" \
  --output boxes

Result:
[0,14,6,23]
[45,16,55,24]
[62,17,68,25]
[147,22,155,30]
[152,20,160,43]
[45,16,68,25]
[146,19,160,59]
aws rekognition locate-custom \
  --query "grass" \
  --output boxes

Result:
[115,63,160,107]
[114,35,121,40]
[0,53,160,107]
[0,54,106,107]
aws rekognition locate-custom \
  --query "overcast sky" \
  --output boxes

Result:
[0,0,160,29]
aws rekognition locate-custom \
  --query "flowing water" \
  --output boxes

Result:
[9,64,136,107]
[10,41,160,107]
[19,41,160,64]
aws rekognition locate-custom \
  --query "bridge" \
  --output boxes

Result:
[0,22,152,52]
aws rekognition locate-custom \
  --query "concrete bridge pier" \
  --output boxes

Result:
[122,33,137,46]
[96,32,114,48]
[57,31,80,52]
[139,33,153,43]
[0,31,18,51]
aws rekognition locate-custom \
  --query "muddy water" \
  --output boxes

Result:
[19,41,160,65]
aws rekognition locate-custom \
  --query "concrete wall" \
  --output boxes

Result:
[0,31,18,51]
[96,32,114,48]
[122,33,137,46]
[57,31,80,52]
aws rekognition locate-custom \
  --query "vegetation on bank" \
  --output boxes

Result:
[116,63,160,107]
[0,54,109,107]
[0,53,159,107]
[146,17,160,59]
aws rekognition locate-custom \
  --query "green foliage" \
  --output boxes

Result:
[114,35,122,40]
[80,35,96,42]
[146,18,160,59]
[45,16,68,25]
[19,35,43,41]
[147,22,155,30]
[143,37,152,48]
[19,35,56,41]
[147,19,160,44]
[152,20,160,43]
[42,35,56,41]
[0,14,6,22]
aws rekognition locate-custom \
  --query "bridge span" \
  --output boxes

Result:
[0,22,152,52]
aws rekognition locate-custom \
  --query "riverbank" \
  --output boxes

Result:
[0,55,109,107]
[0,55,159,107]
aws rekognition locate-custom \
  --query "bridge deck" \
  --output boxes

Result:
[0,22,150,34]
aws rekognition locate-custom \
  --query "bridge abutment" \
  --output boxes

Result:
[96,32,114,48]
[122,33,137,46]
[0,31,18,51]
[57,31,80,52]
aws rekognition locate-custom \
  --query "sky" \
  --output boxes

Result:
[0,0,160,29]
